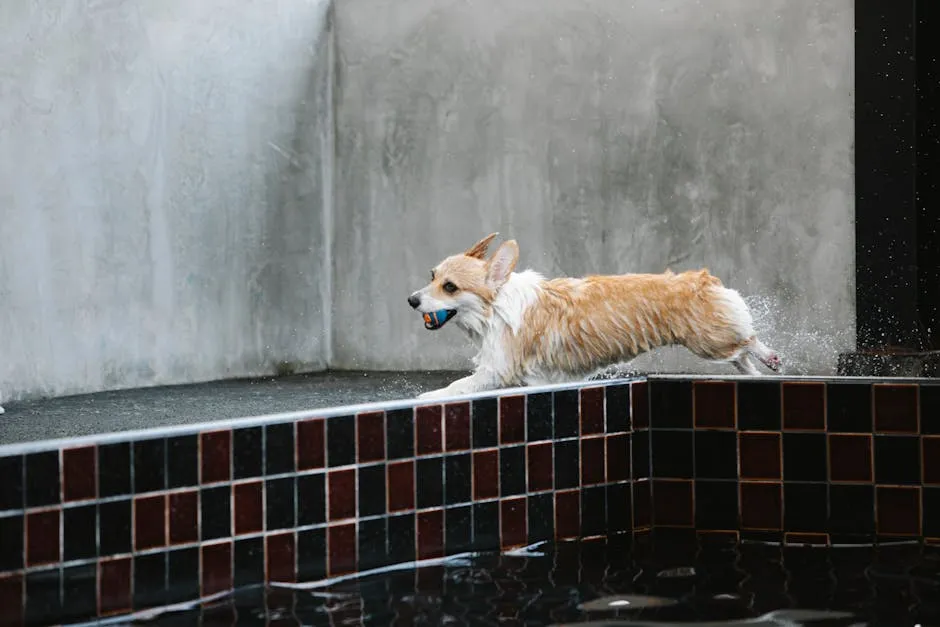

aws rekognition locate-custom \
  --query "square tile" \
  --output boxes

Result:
[739,482,782,531]
[783,433,828,482]
[0,514,23,570]
[606,483,632,533]
[924,487,940,538]
[0,576,23,625]
[633,480,652,529]
[328,469,356,521]
[873,384,919,433]
[632,430,650,479]
[98,499,132,557]
[499,395,526,444]
[134,439,166,494]
[0,455,24,511]
[445,505,473,554]
[265,423,295,475]
[63,446,97,502]
[924,437,940,484]
[416,405,444,455]
[25,451,60,507]
[651,430,693,479]
[417,510,444,560]
[233,427,263,479]
[694,480,738,530]
[357,411,386,463]
[737,381,782,431]
[826,383,873,433]
[653,480,693,527]
[473,501,500,551]
[580,437,606,485]
[580,387,605,435]
[473,450,499,500]
[297,473,326,526]
[167,547,199,604]
[297,528,326,581]
[631,381,650,429]
[387,408,416,459]
[266,477,296,531]
[26,510,60,566]
[201,541,233,596]
[739,432,782,480]
[472,399,498,447]
[200,431,231,484]
[388,513,416,563]
[554,390,580,438]
[297,418,325,470]
[526,443,553,493]
[99,443,133,498]
[828,484,875,536]
[649,380,692,429]
[553,440,579,490]
[328,524,357,576]
[25,569,61,622]
[134,494,167,550]
[874,435,921,485]
[387,461,415,512]
[357,517,387,572]
[134,552,167,609]
[828,434,873,483]
[233,537,264,588]
[444,403,471,451]
[606,434,630,482]
[783,483,828,533]
[416,457,444,508]
[99,558,132,615]
[326,416,356,468]
[694,381,735,429]
[64,504,96,562]
[200,486,231,541]
[555,490,581,539]
[527,493,554,541]
[62,563,96,622]
[921,385,940,434]
[444,453,472,505]
[526,393,553,441]
[358,464,387,517]
[694,430,738,480]
[876,486,920,536]
[581,485,607,537]
[167,436,198,489]
[500,445,526,496]
[169,490,199,545]
[605,384,631,433]
[782,382,825,430]
[233,482,263,536]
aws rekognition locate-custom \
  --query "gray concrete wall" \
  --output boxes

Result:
[332,0,855,375]
[0,0,334,401]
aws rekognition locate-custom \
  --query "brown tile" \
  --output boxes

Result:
[62,446,97,502]
[739,432,782,480]
[415,405,443,455]
[653,480,693,527]
[580,437,606,485]
[782,382,826,431]
[328,523,357,576]
[357,412,386,463]
[631,381,649,429]
[445,402,472,451]
[580,387,605,435]
[328,469,356,521]
[555,490,580,539]
[740,482,782,530]
[694,381,736,429]
[925,437,940,484]
[169,490,199,545]
[134,494,167,550]
[606,434,630,482]
[0,575,23,626]
[26,510,59,566]
[473,450,499,501]
[297,418,326,470]
[387,461,415,512]
[828,434,873,483]
[499,395,526,444]
[784,532,829,546]
[233,481,263,535]
[201,541,233,596]
[417,510,444,560]
[876,486,921,536]
[500,497,527,548]
[874,384,919,433]
[98,557,132,615]
[633,480,651,529]
[526,443,553,493]
[266,532,296,583]
[200,430,231,484]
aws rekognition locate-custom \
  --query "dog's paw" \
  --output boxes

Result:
[765,354,782,372]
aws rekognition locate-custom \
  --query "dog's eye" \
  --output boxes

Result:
[443,281,458,293]
[430,270,435,280]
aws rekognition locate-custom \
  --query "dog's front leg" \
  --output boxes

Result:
[417,371,499,400]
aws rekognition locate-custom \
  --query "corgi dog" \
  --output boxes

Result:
[408,233,781,400]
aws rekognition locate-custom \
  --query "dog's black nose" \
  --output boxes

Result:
[408,294,421,309]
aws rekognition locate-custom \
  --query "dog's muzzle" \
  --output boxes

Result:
[423,309,457,330]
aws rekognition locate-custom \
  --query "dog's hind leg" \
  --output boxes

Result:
[747,339,782,372]
[732,353,761,376]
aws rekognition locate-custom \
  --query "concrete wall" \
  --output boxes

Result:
[0,0,334,401]
[332,0,855,375]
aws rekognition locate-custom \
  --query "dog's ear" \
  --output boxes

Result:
[486,240,519,288]
[464,233,499,259]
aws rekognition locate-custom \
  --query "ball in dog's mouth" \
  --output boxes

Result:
[423,309,457,330]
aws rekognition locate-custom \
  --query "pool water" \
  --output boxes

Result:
[84,535,939,626]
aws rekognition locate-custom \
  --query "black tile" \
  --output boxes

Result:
[61,563,97,622]
[737,382,782,431]
[632,430,650,479]
[473,501,499,550]
[167,547,200,605]
[527,493,554,541]
[25,568,62,625]
[695,480,739,530]
[581,485,606,537]
[358,518,388,571]
[606,483,632,534]
[386,409,415,460]
[297,473,326,526]
[472,399,498,448]
[233,427,264,479]
[297,528,327,581]
[99,443,131,498]
[499,446,526,497]
[133,552,167,609]
[99,499,132,557]
[416,457,443,509]
[25,451,60,507]
[358,465,387,517]
[0,455,23,511]
[0,514,23,570]
[829,484,875,536]
[553,440,580,490]
[553,390,580,438]
[922,385,940,434]
[388,513,416,564]
[444,454,472,506]
[234,537,265,587]
[651,430,694,479]
[826,383,873,432]
[266,423,296,475]
[201,486,231,541]
[605,384,631,433]
[167,435,198,489]
[784,483,828,533]
[874,435,921,485]
[266,477,296,531]
[134,438,166,494]
[63,504,97,561]
[924,487,940,537]
[445,505,473,553]
[650,381,693,429]
[694,431,738,480]
[526,393,553,441]
[783,433,828,482]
